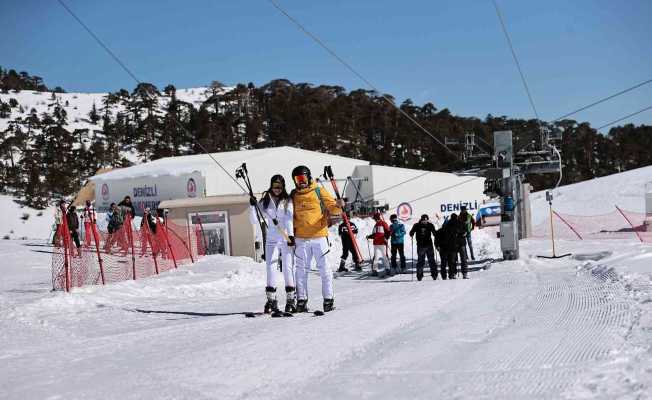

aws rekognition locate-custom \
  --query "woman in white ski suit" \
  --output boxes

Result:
[249,175,297,314]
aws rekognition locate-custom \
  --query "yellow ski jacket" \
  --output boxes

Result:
[292,182,342,238]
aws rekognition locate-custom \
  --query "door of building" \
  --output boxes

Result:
[189,211,231,256]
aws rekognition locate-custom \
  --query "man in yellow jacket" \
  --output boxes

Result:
[291,165,344,313]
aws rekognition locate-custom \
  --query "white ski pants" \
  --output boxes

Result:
[295,237,333,301]
[265,239,295,289]
[372,244,388,271]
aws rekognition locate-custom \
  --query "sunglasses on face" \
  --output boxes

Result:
[293,175,309,185]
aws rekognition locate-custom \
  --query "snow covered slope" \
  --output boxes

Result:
[1,231,650,399]
[530,165,652,223]
[0,195,55,240]
[0,87,216,133]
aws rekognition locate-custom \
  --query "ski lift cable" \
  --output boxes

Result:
[362,170,433,202]
[266,0,459,159]
[596,105,652,131]
[553,78,652,122]
[492,0,540,121]
[56,0,248,194]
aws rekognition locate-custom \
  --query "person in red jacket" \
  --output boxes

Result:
[366,212,390,277]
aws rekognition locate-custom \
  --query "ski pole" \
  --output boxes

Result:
[411,236,414,282]
[236,163,269,260]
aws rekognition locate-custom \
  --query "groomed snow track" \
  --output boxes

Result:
[298,260,640,399]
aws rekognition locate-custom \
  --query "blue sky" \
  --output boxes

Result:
[2,0,651,131]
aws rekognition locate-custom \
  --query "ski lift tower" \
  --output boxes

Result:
[494,131,520,260]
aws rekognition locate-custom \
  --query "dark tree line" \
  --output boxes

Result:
[1,74,651,209]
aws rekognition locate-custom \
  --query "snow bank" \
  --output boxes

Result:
[0,195,55,240]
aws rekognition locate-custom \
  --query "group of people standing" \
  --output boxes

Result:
[53,195,167,257]
[53,199,102,256]
[338,206,476,281]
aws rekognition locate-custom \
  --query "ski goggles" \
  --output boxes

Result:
[293,174,309,185]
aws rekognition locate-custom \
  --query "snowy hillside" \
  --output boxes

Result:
[0,195,55,240]
[530,165,652,224]
[0,86,221,132]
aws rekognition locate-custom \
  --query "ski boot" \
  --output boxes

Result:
[296,299,309,313]
[285,286,297,313]
[354,263,362,272]
[323,298,335,312]
[337,259,349,273]
[416,268,423,281]
[264,287,279,314]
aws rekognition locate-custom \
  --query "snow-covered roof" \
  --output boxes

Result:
[92,146,370,196]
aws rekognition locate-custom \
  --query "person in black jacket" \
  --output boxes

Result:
[441,213,468,279]
[434,227,448,280]
[66,205,82,256]
[338,216,361,272]
[409,214,438,281]
[118,196,136,217]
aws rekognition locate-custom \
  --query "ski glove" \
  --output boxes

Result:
[249,196,257,206]
[287,235,296,247]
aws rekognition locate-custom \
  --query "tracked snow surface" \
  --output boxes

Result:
[1,169,652,399]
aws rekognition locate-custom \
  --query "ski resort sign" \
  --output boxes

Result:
[396,202,413,221]
[95,171,206,216]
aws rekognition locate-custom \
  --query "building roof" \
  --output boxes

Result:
[92,146,369,182]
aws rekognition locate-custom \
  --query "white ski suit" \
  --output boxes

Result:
[250,197,295,289]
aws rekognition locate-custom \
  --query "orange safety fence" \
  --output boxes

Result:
[531,206,652,243]
[51,207,205,291]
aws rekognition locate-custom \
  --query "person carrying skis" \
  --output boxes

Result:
[81,200,98,247]
[459,206,476,261]
[290,165,343,313]
[441,213,469,279]
[105,202,128,254]
[389,214,407,274]
[250,174,297,314]
[338,213,361,272]
[366,212,390,277]
[409,214,438,281]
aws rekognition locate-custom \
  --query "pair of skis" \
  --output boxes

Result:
[245,310,327,318]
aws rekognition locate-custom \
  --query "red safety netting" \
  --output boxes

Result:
[51,207,205,291]
[531,206,652,243]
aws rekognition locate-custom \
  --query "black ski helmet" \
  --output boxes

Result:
[270,174,285,187]
[291,165,312,183]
